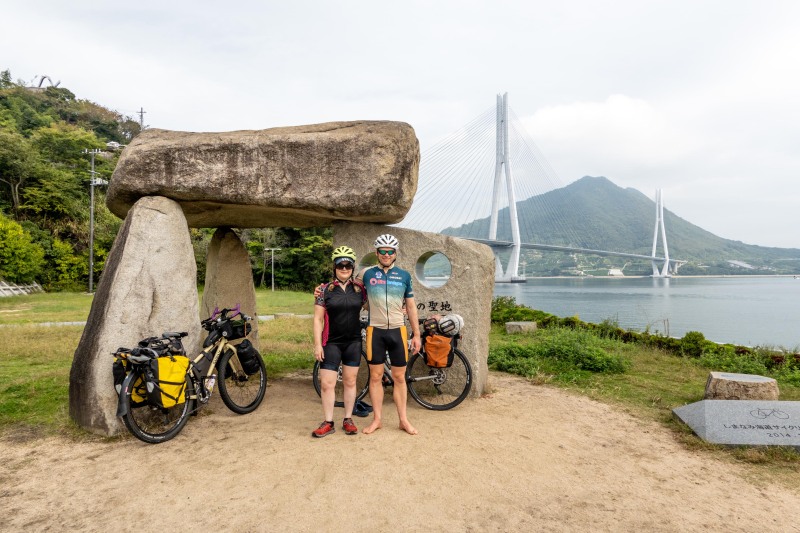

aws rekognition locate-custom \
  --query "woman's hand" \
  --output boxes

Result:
[314,345,324,362]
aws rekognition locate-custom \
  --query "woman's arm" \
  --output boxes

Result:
[313,303,326,362]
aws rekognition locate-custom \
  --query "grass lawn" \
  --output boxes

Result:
[0,289,313,326]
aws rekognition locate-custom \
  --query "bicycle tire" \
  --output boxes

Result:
[312,350,370,408]
[121,372,192,444]
[217,347,267,414]
[407,348,472,410]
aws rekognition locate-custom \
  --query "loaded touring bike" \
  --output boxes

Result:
[312,316,473,411]
[113,304,267,444]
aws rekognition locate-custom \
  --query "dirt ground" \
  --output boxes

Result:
[2,371,799,532]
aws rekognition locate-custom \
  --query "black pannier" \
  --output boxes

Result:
[236,340,261,375]
[137,336,186,356]
[221,319,252,340]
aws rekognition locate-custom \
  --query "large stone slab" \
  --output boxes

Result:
[69,196,203,436]
[106,121,420,228]
[201,228,259,349]
[333,222,495,396]
[705,371,779,400]
[505,321,537,334]
[673,400,800,450]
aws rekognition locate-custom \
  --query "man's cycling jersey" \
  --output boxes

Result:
[358,265,414,329]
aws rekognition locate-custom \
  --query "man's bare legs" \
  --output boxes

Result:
[362,364,384,434]
[391,365,417,435]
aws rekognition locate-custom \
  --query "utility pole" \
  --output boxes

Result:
[137,107,146,130]
[265,248,281,291]
[82,149,108,293]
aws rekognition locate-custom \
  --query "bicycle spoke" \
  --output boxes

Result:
[407,349,472,410]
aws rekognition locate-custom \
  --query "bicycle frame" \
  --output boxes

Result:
[189,336,242,405]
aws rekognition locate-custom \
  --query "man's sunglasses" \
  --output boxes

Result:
[335,263,354,270]
[377,249,396,256]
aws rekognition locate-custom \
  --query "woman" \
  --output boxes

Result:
[312,246,366,438]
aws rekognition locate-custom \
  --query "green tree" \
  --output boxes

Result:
[0,69,12,89]
[0,213,44,283]
[0,130,37,213]
[40,237,86,291]
[274,227,333,290]
[31,123,102,167]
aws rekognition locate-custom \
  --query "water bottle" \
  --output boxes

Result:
[207,374,216,395]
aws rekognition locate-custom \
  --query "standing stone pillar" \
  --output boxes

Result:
[201,228,259,349]
[333,222,495,396]
[69,196,202,436]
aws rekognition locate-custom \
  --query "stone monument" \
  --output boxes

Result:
[332,222,495,397]
[704,371,779,400]
[72,119,499,437]
[673,399,800,451]
[69,196,202,436]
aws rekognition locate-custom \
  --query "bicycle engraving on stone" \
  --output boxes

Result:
[749,408,790,420]
[113,304,267,444]
[313,317,472,411]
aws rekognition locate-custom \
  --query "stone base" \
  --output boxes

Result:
[705,371,779,400]
[505,321,537,334]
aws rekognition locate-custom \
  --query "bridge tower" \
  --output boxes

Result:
[489,93,525,282]
[651,189,671,277]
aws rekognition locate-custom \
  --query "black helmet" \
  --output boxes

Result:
[422,317,439,335]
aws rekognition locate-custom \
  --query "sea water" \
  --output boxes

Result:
[493,276,800,349]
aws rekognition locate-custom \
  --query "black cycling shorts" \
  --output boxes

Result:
[365,326,409,368]
[319,340,362,371]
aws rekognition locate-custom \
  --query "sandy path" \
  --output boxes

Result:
[1,371,799,532]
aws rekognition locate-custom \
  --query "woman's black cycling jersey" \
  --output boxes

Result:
[315,279,365,345]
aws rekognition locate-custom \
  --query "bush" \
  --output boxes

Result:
[489,327,631,380]
[699,344,770,375]
[680,331,709,358]
[0,213,44,283]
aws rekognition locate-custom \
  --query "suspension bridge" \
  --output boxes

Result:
[397,93,686,282]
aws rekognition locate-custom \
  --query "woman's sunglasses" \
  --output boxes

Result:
[377,249,396,256]
[336,263,354,270]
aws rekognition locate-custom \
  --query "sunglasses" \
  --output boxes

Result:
[377,249,396,256]
[335,263,354,270]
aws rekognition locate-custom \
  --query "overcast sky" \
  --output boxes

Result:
[4,0,800,248]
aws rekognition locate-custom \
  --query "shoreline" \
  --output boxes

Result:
[518,274,799,279]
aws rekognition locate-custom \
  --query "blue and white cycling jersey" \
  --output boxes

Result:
[358,265,414,329]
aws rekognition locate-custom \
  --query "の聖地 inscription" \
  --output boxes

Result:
[673,400,800,450]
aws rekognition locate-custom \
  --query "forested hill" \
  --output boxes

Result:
[0,70,332,290]
[444,176,800,274]
[0,71,139,289]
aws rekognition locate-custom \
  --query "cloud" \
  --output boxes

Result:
[523,95,699,172]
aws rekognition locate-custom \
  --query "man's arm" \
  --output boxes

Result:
[405,297,421,354]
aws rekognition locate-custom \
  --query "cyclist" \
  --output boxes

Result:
[312,246,366,438]
[359,234,421,435]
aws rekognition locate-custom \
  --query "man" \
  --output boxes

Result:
[358,234,421,435]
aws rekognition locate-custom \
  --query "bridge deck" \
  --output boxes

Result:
[469,238,686,264]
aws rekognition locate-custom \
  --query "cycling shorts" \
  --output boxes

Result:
[365,326,409,368]
[319,340,362,371]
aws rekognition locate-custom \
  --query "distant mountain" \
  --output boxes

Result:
[443,176,800,274]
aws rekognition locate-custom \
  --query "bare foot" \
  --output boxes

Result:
[363,420,382,434]
[399,420,418,435]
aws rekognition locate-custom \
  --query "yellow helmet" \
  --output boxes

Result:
[331,246,356,264]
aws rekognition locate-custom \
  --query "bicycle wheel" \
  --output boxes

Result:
[217,347,267,414]
[407,348,472,410]
[312,351,370,408]
[121,372,192,444]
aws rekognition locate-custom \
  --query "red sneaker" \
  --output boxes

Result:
[312,421,335,438]
[342,418,358,435]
